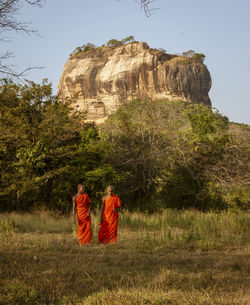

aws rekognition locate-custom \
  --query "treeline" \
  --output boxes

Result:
[0,79,116,212]
[0,80,249,212]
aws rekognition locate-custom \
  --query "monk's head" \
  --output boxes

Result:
[78,184,85,194]
[107,185,114,195]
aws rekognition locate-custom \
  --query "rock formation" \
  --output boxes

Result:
[58,42,212,123]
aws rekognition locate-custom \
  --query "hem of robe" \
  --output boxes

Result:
[79,237,92,245]
[98,238,117,244]
[98,227,118,244]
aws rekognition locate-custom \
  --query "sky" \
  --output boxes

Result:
[5,0,250,124]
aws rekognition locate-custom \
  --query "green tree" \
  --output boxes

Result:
[121,35,135,44]
[1,81,248,212]
[100,99,249,211]
[70,43,96,56]
[106,39,123,47]
[84,43,96,51]
[192,53,206,62]
[0,79,117,212]
[107,36,135,47]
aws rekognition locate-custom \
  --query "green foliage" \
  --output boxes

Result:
[169,54,206,68]
[100,99,249,211]
[0,80,118,212]
[106,39,123,47]
[106,36,135,47]
[121,35,135,44]
[0,79,249,212]
[70,42,96,56]
[192,52,206,62]
[70,37,135,56]
[182,50,206,62]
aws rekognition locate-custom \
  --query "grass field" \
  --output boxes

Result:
[0,209,249,305]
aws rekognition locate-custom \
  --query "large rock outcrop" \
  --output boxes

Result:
[58,42,212,123]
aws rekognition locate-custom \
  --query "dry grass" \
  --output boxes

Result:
[0,210,249,305]
[168,56,201,68]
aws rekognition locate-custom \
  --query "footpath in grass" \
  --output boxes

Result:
[0,210,249,305]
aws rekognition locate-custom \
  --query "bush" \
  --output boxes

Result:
[100,99,249,211]
[0,80,118,212]
[1,79,248,212]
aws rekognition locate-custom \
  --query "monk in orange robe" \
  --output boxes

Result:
[98,185,121,244]
[72,184,92,245]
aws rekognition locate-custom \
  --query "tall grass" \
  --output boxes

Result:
[0,209,249,305]
[1,209,249,250]
[0,211,72,234]
[119,209,249,250]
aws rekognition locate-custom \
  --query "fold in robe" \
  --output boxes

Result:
[76,193,92,245]
[98,194,121,244]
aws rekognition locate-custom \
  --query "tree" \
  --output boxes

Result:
[182,50,195,57]
[100,99,185,208]
[0,79,118,212]
[192,53,206,63]
[84,42,96,51]
[70,43,96,56]
[137,0,157,16]
[0,0,42,78]
[182,50,206,63]
[100,99,249,211]
[106,36,135,47]
[106,39,123,47]
[121,35,135,44]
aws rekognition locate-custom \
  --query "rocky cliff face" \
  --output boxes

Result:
[58,42,212,123]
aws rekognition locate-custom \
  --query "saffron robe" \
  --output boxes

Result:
[98,194,121,244]
[76,193,92,245]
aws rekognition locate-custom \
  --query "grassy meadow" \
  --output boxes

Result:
[0,209,249,305]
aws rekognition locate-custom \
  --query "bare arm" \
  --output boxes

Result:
[87,203,91,218]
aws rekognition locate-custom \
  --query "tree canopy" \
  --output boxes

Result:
[0,80,117,212]
[106,36,135,47]
[100,100,250,211]
[1,80,249,212]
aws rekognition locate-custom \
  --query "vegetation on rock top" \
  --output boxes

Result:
[69,37,206,64]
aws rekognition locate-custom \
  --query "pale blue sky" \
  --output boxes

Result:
[6,0,250,124]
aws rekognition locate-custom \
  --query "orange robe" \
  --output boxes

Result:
[98,194,121,244]
[76,193,92,245]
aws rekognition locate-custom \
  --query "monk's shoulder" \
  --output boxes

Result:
[114,194,121,203]
[84,192,91,201]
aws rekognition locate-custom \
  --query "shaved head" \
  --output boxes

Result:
[78,184,85,193]
[108,185,114,191]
